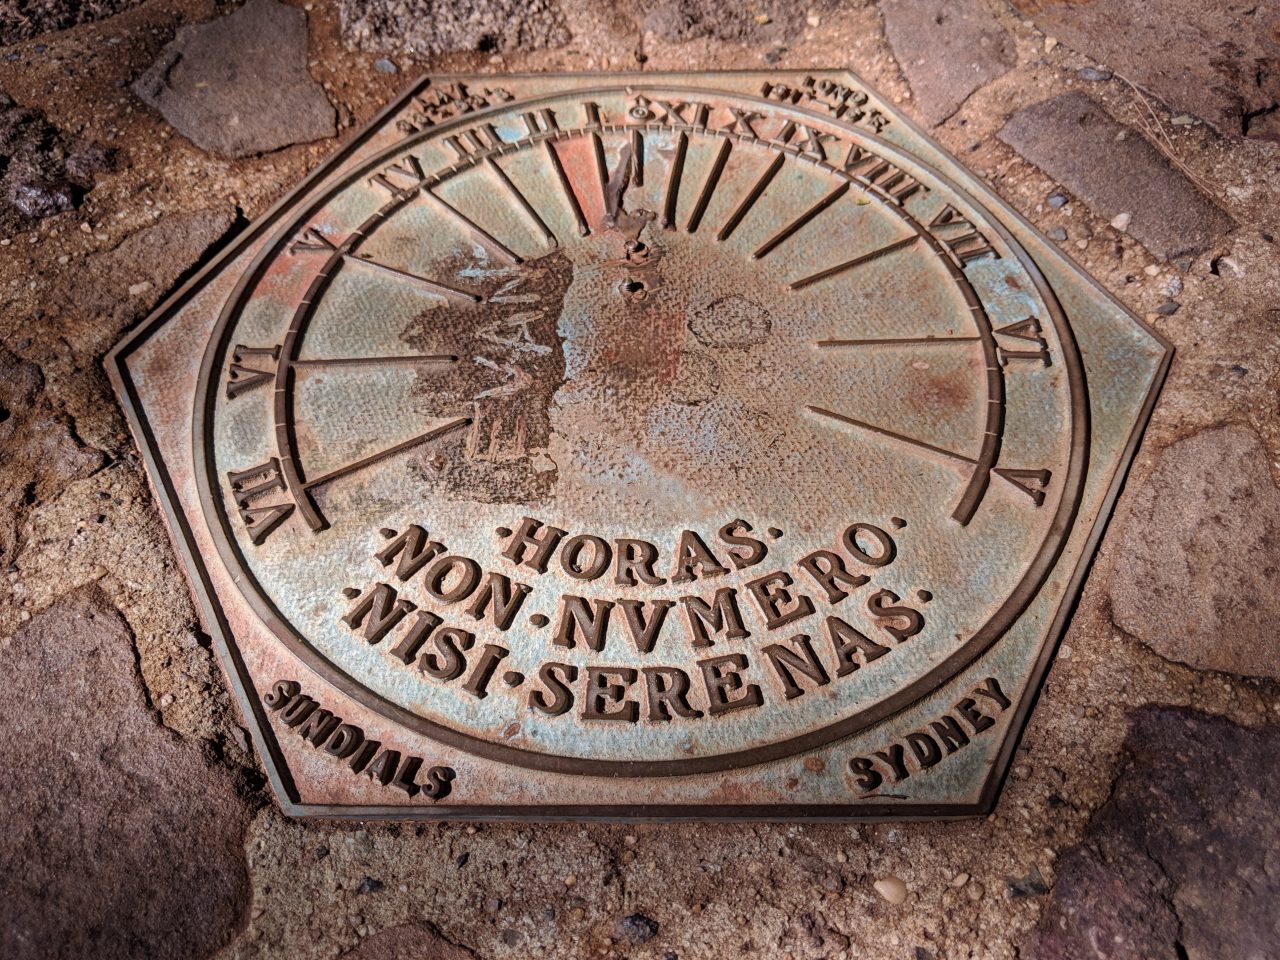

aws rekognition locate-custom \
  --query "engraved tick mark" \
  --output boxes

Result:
[661,131,688,230]
[301,417,471,491]
[544,140,589,237]
[422,190,522,265]
[753,181,850,260]
[485,156,557,248]
[790,234,920,290]
[717,152,785,242]
[687,138,732,234]
[343,254,480,301]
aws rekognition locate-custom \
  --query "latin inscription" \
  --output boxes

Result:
[335,517,933,740]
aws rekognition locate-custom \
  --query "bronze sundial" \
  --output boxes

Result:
[110,72,1169,818]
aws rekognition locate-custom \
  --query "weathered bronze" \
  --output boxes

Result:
[109,72,1170,819]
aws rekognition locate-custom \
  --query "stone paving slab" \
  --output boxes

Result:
[880,0,1014,126]
[1010,0,1280,140]
[1028,707,1280,959]
[999,92,1235,260]
[133,0,335,157]
[0,588,250,960]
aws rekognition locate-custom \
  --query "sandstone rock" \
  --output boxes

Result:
[341,921,477,959]
[1028,708,1280,959]
[999,93,1235,260]
[44,206,238,351]
[0,347,106,563]
[341,0,570,57]
[641,0,823,45]
[133,0,335,158]
[1108,424,1280,680]
[0,589,250,960]
[0,91,115,233]
[1009,0,1280,140]
[879,0,1015,126]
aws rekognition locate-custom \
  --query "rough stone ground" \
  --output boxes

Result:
[0,1,1277,958]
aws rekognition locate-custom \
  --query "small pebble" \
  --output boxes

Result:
[128,281,152,296]
[966,881,985,901]
[1044,36,1058,52]
[1143,264,1161,276]
[1171,114,1195,125]
[373,58,397,74]
[1047,191,1068,209]
[1078,67,1112,81]
[564,874,577,887]
[1163,276,1183,296]
[950,872,970,887]
[1110,212,1131,231]
[1155,301,1180,315]
[1048,227,1068,242]
[1076,239,1089,250]
[874,876,908,905]
[806,14,820,27]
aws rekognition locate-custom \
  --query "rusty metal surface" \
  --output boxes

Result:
[108,72,1170,819]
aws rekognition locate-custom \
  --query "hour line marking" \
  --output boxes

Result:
[661,131,689,229]
[343,254,480,302]
[301,417,471,491]
[687,138,732,234]
[630,128,645,186]
[717,152,785,242]
[753,182,850,260]
[807,405,977,465]
[817,336,981,348]
[422,190,522,265]
[790,234,920,290]
[544,140,589,237]
[591,129,610,212]
[291,355,458,369]
[485,157,557,248]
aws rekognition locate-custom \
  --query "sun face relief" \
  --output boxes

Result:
[195,82,1086,779]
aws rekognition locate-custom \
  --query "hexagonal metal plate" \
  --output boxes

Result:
[108,72,1170,819]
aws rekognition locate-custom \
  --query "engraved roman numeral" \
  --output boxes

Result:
[225,344,280,399]
[521,108,560,136]
[776,120,836,160]
[289,227,335,255]
[630,96,710,127]
[368,155,425,198]
[929,204,997,264]
[994,316,1051,366]
[442,122,504,162]
[841,145,925,203]
[226,458,295,544]
[789,234,919,290]
[718,108,764,138]
[994,468,1051,506]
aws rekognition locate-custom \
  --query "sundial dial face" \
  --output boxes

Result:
[111,73,1169,818]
